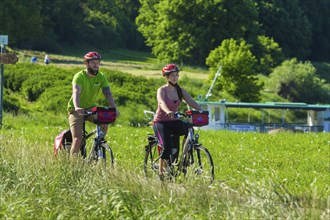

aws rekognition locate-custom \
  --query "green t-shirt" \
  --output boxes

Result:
[67,69,109,112]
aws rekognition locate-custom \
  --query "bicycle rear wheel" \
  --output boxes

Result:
[184,145,214,184]
[144,142,160,178]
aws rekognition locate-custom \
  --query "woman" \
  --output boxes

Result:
[153,64,204,179]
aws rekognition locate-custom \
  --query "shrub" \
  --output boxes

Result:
[268,58,330,104]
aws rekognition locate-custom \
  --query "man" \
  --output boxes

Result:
[67,51,119,157]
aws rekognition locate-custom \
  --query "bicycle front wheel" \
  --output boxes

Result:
[185,145,214,184]
[100,143,114,168]
[144,142,160,178]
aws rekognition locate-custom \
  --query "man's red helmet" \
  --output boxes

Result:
[162,64,180,77]
[83,52,102,62]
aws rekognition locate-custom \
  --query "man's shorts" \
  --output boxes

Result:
[68,110,93,138]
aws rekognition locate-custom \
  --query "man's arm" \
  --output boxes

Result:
[102,86,120,117]
[182,88,203,111]
[72,84,84,115]
[102,86,116,107]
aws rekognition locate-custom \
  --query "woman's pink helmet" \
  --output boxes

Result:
[162,64,180,77]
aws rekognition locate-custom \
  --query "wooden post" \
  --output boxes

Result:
[0,53,19,64]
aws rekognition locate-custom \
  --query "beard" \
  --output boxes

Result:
[87,67,99,75]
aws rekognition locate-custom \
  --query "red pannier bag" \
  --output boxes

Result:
[53,129,72,156]
[186,110,209,127]
[91,107,117,124]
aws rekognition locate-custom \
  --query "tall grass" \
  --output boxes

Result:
[0,112,329,219]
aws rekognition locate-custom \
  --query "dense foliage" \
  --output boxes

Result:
[137,0,330,65]
[3,63,208,124]
[0,0,329,62]
[268,58,330,104]
[137,0,259,65]
[0,0,144,51]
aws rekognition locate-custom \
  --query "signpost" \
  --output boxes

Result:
[0,35,18,127]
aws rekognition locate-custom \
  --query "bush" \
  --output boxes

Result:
[268,58,330,104]
[3,89,21,114]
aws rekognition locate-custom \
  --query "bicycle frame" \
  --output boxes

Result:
[82,112,113,164]
[182,126,195,155]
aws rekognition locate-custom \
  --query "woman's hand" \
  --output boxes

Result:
[166,111,175,118]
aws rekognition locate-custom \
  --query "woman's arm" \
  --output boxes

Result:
[182,88,203,111]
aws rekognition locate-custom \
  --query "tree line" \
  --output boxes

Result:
[0,0,144,51]
[0,0,329,64]
[1,0,329,104]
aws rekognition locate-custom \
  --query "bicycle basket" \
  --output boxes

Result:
[91,107,117,124]
[186,110,209,127]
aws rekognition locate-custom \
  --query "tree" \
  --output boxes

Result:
[0,0,144,51]
[268,58,330,104]
[0,0,44,48]
[299,0,330,61]
[114,0,145,50]
[38,0,85,51]
[136,0,259,66]
[206,38,263,102]
[253,35,285,75]
[256,0,312,60]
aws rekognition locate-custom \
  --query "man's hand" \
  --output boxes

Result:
[75,107,84,115]
[115,109,120,118]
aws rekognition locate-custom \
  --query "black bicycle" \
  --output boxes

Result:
[143,110,214,184]
[55,107,116,167]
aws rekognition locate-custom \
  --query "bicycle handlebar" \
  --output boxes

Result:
[83,110,93,117]
[174,112,187,119]
[144,110,155,121]
[174,111,204,118]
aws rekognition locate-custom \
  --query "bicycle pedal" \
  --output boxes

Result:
[195,168,203,175]
[172,159,179,166]
[152,164,159,170]
[159,174,165,181]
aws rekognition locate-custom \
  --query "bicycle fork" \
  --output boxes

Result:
[179,129,199,174]
[92,138,106,160]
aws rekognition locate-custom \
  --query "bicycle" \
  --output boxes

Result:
[54,107,116,167]
[143,110,214,184]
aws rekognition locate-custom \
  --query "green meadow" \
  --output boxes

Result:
[0,49,329,219]
[0,112,329,219]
